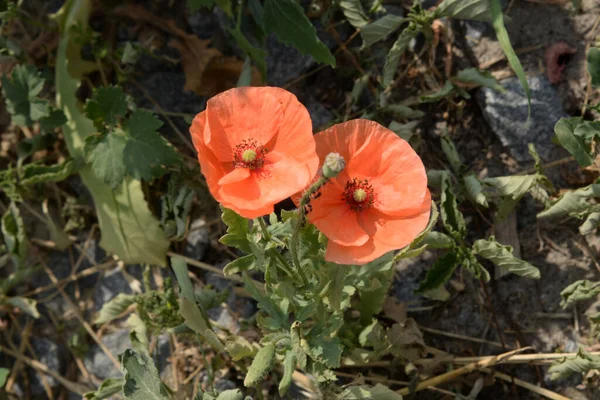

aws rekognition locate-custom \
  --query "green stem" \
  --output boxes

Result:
[236,0,244,30]
[142,265,152,292]
[290,176,329,286]
[257,217,271,242]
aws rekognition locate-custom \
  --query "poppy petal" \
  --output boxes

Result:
[204,87,285,162]
[314,204,370,247]
[218,168,250,186]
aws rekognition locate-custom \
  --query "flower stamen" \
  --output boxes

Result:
[343,178,375,212]
[233,139,267,170]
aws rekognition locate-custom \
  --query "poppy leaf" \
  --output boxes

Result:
[463,173,488,207]
[123,110,181,181]
[483,174,538,220]
[439,172,466,238]
[83,378,125,400]
[417,251,462,293]
[560,280,600,309]
[1,64,50,127]
[1,202,27,269]
[548,349,600,381]
[360,14,405,48]
[229,28,267,78]
[472,237,540,279]
[219,207,252,254]
[263,0,335,66]
[278,350,296,396]
[587,47,600,87]
[3,296,40,318]
[39,108,67,133]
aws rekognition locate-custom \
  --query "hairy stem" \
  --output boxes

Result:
[290,176,329,286]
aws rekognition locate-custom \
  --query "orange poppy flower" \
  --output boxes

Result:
[304,119,431,265]
[190,87,319,218]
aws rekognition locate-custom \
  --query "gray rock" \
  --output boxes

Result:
[205,273,256,320]
[266,33,315,87]
[208,306,240,334]
[303,96,334,132]
[84,330,130,380]
[29,337,64,396]
[94,269,133,312]
[476,75,569,162]
[185,219,210,261]
[188,10,222,40]
[214,378,237,393]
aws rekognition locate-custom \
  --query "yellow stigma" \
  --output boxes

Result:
[242,149,257,163]
[353,188,367,203]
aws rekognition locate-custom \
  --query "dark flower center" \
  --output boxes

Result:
[233,139,267,170]
[343,178,375,212]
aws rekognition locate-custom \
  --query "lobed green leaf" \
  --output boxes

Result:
[472,237,540,279]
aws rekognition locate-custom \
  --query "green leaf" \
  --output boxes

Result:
[548,349,600,381]
[382,27,417,87]
[339,0,369,28]
[123,110,181,181]
[55,0,169,266]
[383,104,424,120]
[422,231,454,249]
[463,173,488,207]
[120,349,168,400]
[121,42,140,65]
[187,0,216,12]
[215,390,243,400]
[0,368,9,389]
[1,64,49,126]
[223,254,255,275]
[83,378,125,400]
[554,117,592,167]
[1,202,27,268]
[388,120,419,141]
[437,0,490,21]
[490,0,530,115]
[538,184,600,219]
[278,350,296,396]
[19,159,78,186]
[95,293,136,324]
[229,28,267,78]
[226,336,257,361]
[419,81,456,103]
[441,134,463,174]
[86,133,127,188]
[219,207,251,253]
[160,182,194,241]
[3,296,40,318]
[454,68,505,92]
[360,14,404,47]
[310,336,343,368]
[339,383,402,399]
[39,108,67,132]
[84,86,128,130]
[580,212,600,235]
[244,343,275,387]
[560,280,600,308]
[484,175,538,220]
[325,262,347,312]
[574,121,600,141]
[472,237,540,279]
[172,256,212,334]
[439,172,466,238]
[587,47,600,87]
[127,313,149,355]
[263,0,335,66]
[417,251,461,293]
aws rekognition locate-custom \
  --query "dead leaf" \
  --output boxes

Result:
[388,319,426,361]
[382,297,407,323]
[114,4,261,96]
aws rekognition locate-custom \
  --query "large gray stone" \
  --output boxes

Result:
[476,75,569,162]
[29,337,65,397]
[84,330,130,380]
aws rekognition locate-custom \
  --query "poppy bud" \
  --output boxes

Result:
[322,152,345,178]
